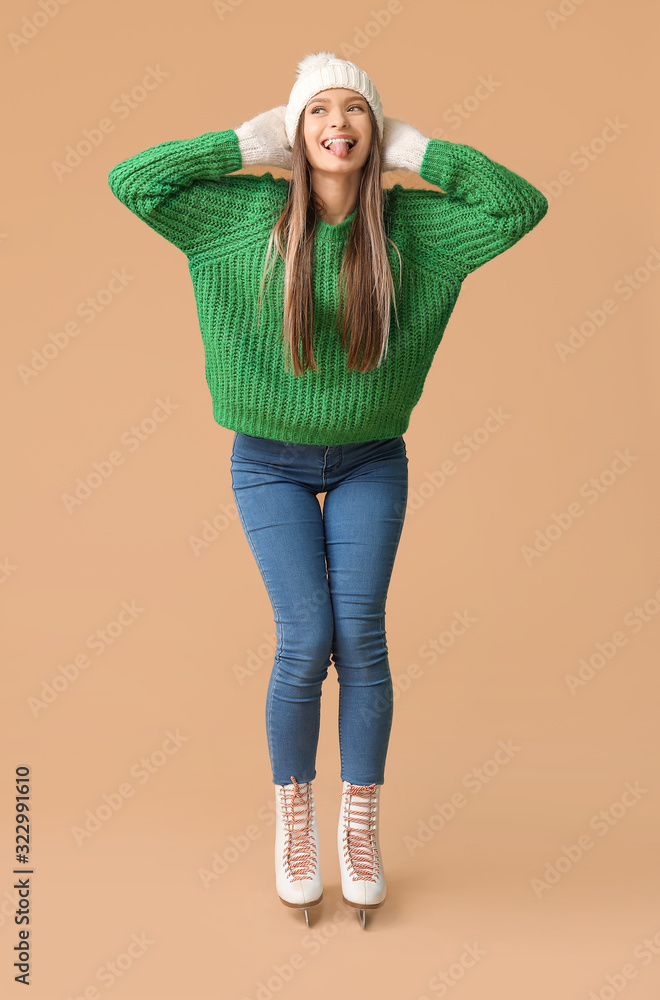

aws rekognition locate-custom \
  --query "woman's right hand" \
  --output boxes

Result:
[234,105,293,170]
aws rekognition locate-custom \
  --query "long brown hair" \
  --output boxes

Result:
[256,105,402,376]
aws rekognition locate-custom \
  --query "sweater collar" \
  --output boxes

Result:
[315,203,358,235]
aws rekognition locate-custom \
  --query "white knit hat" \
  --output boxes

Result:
[285,51,383,147]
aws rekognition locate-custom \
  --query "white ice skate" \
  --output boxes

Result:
[274,776,323,926]
[337,780,386,929]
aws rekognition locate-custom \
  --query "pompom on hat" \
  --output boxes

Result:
[284,51,383,147]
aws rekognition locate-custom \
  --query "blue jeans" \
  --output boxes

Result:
[230,432,409,787]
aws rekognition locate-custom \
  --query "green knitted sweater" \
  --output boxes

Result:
[108,129,548,444]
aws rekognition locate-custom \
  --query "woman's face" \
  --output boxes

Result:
[302,88,373,175]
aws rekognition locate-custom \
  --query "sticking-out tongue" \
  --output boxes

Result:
[325,139,350,158]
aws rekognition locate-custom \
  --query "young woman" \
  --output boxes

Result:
[108,51,549,929]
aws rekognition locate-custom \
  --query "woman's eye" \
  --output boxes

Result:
[311,105,364,113]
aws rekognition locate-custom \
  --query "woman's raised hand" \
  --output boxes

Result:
[381,115,430,174]
[234,105,293,170]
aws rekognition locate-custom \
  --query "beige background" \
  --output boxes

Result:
[2,0,659,997]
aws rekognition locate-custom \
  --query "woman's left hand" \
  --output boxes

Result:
[381,116,430,174]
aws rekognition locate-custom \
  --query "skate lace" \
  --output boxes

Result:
[280,775,318,881]
[342,782,380,881]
